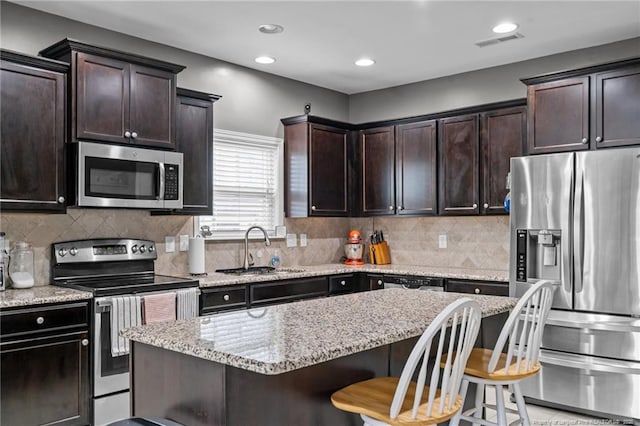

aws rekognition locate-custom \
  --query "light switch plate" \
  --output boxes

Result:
[286,233,297,248]
[300,233,307,247]
[179,235,189,251]
[165,236,176,253]
[438,234,447,249]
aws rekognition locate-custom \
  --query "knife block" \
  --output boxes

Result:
[369,241,391,265]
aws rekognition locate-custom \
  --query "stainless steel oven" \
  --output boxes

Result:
[71,141,183,209]
[52,238,199,426]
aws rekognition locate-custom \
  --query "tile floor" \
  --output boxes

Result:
[477,388,636,425]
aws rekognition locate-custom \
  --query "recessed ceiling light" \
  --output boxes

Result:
[355,58,375,67]
[255,56,276,64]
[492,22,518,34]
[258,24,284,34]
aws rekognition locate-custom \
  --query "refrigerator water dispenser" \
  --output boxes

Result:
[515,229,561,282]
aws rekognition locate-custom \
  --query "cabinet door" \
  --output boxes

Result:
[361,126,395,215]
[480,106,526,214]
[527,77,590,154]
[438,114,479,215]
[129,64,176,148]
[0,60,66,212]
[395,120,437,215]
[76,52,130,144]
[594,65,640,148]
[309,124,349,216]
[1,331,90,426]
[176,95,213,214]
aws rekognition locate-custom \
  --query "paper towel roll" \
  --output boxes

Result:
[188,237,205,275]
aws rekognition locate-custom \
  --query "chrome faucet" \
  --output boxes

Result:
[243,226,271,270]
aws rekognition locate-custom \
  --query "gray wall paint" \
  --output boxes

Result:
[349,37,640,123]
[0,2,349,137]
[2,2,639,131]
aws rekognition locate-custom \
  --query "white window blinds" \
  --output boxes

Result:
[196,129,284,240]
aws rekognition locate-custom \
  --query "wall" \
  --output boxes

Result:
[349,37,640,123]
[0,2,349,136]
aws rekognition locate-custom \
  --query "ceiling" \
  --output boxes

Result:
[12,1,640,94]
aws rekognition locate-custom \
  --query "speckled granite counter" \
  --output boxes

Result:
[190,263,508,288]
[0,286,92,309]
[122,289,517,375]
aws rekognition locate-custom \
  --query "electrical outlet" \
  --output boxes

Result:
[165,236,176,253]
[438,234,447,249]
[286,233,297,248]
[179,235,189,251]
[300,233,307,247]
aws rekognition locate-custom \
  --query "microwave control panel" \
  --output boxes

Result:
[165,164,179,200]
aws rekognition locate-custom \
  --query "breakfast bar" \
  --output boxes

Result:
[122,289,517,426]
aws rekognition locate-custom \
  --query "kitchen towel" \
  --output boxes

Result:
[176,288,198,320]
[188,236,205,275]
[110,295,142,357]
[143,292,176,324]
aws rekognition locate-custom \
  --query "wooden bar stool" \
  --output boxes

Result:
[331,298,482,425]
[450,280,555,426]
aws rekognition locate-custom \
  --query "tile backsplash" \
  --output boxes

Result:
[0,209,509,285]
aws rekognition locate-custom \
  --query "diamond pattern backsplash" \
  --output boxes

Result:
[0,209,508,285]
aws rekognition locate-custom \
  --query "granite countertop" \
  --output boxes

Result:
[190,263,509,288]
[122,289,517,375]
[0,286,93,309]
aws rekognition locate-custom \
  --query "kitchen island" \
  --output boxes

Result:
[122,289,517,426]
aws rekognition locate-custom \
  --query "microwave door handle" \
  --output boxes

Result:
[158,162,165,201]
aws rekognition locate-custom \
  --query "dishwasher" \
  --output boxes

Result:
[383,275,444,291]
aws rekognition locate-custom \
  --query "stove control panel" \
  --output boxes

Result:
[53,238,158,263]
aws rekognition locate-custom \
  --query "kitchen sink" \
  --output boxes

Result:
[215,266,306,275]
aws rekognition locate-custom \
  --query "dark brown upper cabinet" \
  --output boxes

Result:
[282,116,352,217]
[522,58,640,153]
[360,126,396,215]
[438,114,480,216]
[40,39,185,149]
[395,120,437,215]
[480,106,526,214]
[175,88,220,215]
[0,50,68,212]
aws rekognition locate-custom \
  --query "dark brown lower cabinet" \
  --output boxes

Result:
[250,277,328,306]
[200,285,247,314]
[0,302,90,426]
[445,279,509,296]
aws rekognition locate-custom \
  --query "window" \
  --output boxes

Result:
[196,129,285,240]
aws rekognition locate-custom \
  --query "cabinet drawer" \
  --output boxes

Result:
[200,286,247,314]
[250,277,328,306]
[445,279,508,296]
[329,274,355,295]
[0,302,89,338]
[368,275,385,290]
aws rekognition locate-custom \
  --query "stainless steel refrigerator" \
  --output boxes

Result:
[509,147,640,421]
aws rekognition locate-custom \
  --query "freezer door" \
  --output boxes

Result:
[575,148,640,315]
[509,153,573,309]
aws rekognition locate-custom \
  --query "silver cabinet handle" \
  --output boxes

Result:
[131,132,138,139]
[472,203,478,209]
[223,294,230,301]
[36,316,45,325]
[399,206,404,211]
[81,339,89,346]
[124,131,131,138]
[388,205,394,210]
[581,137,588,144]
[483,203,489,209]
[340,280,346,286]
[474,288,480,294]
[377,280,383,285]
[595,136,602,143]
[57,196,65,203]
[311,205,317,211]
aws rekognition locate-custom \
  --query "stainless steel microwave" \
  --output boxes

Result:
[71,141,183,209]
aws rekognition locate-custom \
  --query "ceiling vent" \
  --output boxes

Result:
[475,32,525,48]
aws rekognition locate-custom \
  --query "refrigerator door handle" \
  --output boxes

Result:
[573,167,584,294]
[540,350,640,375]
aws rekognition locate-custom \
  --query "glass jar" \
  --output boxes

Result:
[9,241,35,289]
